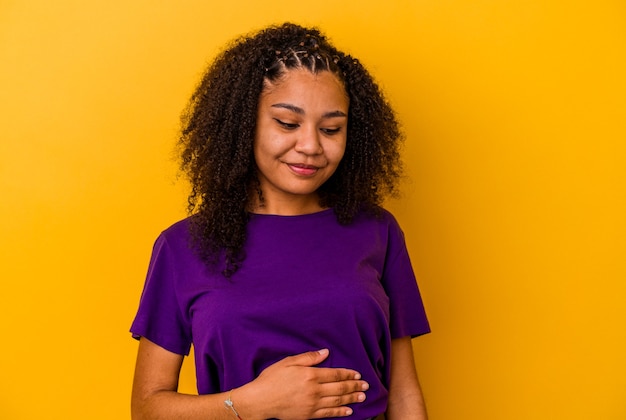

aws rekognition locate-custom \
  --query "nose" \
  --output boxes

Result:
[294,126,323,155]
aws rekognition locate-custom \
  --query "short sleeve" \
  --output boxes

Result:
[381,215,430,339]
[130,233,192,355]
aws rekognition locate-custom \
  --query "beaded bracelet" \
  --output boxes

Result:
[224,389,243,419]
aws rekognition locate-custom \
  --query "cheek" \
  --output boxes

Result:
[328,140,347,165]
[253,137,275,164]
[255,132,290,160]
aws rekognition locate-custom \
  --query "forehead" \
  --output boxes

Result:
[260,69,349,106]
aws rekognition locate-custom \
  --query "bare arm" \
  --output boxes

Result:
[385,337,428,420]
[131,337,228,419]
[131,337,369,420]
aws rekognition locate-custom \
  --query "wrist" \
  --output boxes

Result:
[224,389,243,419]
[225,383,268,420]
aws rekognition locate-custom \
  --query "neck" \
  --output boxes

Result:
[249,194,325,216]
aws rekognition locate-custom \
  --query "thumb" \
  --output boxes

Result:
[286,348,330,367]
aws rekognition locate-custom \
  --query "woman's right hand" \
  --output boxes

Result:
[131,338,367,420]
[236,348,369,419]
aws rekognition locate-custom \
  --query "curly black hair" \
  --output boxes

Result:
[179,22,403,276]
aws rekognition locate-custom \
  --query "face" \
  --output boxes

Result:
[253,68,349,214]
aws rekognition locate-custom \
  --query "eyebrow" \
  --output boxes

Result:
[271,103,347,119]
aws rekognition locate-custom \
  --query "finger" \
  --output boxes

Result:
[310,367,364,383]
[310,388,368,418]
[282,348,330,367]
[318,389,367,407]
[317,378,369,397]
[311,406,355,419]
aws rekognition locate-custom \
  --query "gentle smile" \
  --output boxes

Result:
[287,163,321,176]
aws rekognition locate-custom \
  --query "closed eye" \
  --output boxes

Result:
[321,127,342,135]
[274,118,299,129]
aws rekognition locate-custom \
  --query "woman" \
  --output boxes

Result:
[130,22,430,420]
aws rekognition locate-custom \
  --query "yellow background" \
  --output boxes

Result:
[1,0,625,419]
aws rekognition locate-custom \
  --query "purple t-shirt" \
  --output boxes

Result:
[130,208,429,418]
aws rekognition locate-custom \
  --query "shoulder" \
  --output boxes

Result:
[352,207,403,231]
[160,217,193,239]
[149,217,194,255]
[145,216,209,277]
[344,207,406,247]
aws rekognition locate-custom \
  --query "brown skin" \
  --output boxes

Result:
[179,23,404,275]
[134,24,427,420]
[131,337,427,419]
[252,69,348,215]
[132,69,428,420]
[387,337,428,420]
[131,338,368,419]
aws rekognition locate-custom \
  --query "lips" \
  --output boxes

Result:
[287,163,320,176]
